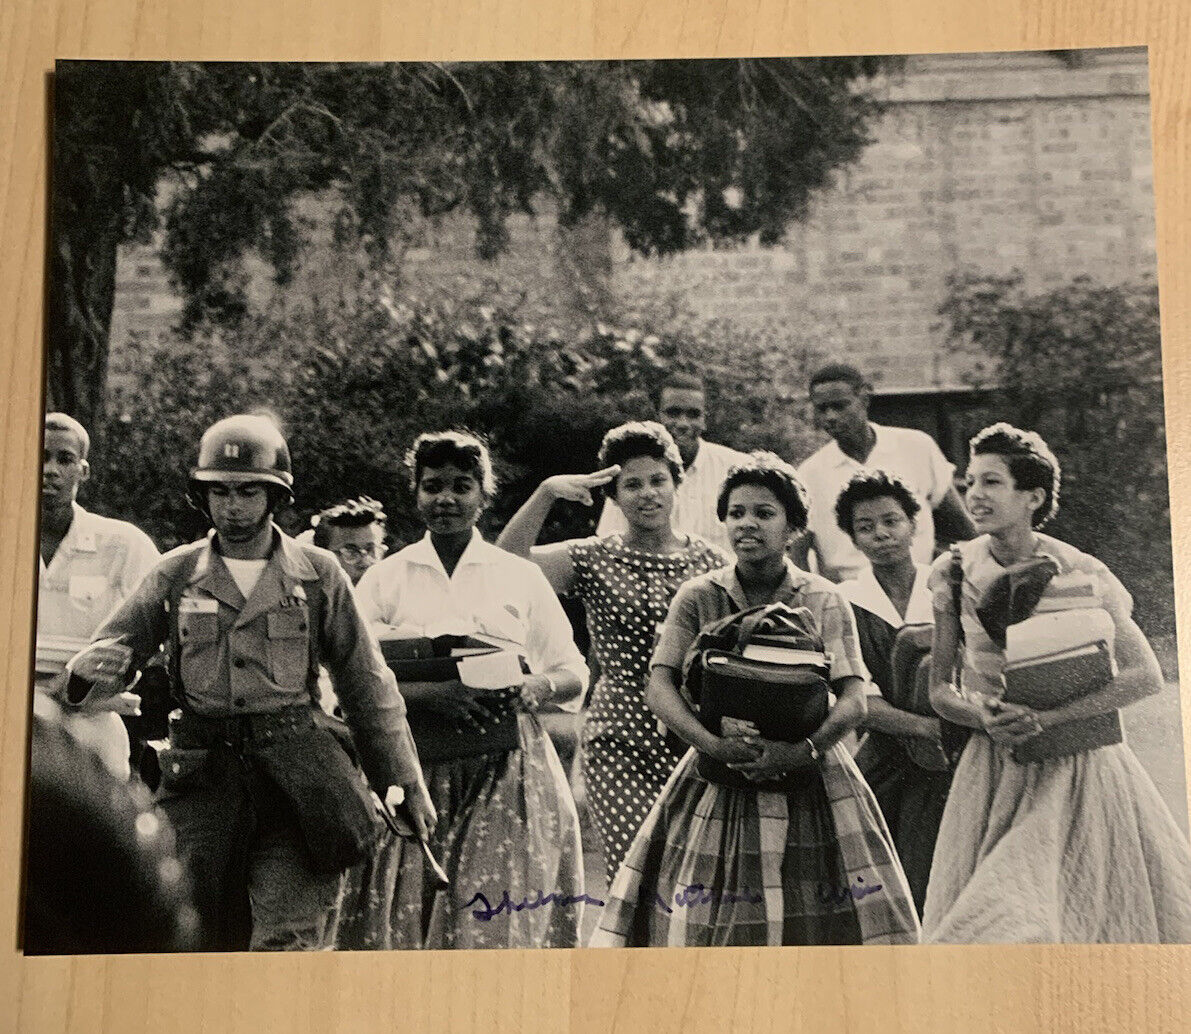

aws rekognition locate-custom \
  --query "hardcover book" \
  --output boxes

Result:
[1002,637,1122,762]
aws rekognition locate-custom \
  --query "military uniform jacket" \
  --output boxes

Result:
[92,525,421,792]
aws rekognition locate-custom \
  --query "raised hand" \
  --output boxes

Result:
[542,466,621,507]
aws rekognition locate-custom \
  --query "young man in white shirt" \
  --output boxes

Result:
[36,413,160,779]
[794,363,975,583]
[595,371,748,552]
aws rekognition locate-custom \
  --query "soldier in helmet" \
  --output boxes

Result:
[65,414,434,951]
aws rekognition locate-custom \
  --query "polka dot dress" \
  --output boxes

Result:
[568,534,728,883]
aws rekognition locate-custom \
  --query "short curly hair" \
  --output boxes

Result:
[44,412,91,460]
[716,452,810,531]
[597,421,684,501]
[406,430,497,499]
[969,422,1061,527]
[834,470,921,538]
[311,496,387,549]
[808,362,868,394]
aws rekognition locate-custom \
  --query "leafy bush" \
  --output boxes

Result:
[940,271,1174,638]
[90,275,810,551]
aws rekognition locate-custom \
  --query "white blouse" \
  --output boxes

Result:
[354,529,589,711]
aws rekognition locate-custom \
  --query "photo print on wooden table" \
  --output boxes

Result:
[23,47,1190,954]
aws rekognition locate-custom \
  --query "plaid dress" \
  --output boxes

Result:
[590,562,920,947]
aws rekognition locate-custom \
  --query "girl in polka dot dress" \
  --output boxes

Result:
[498,422,728,882]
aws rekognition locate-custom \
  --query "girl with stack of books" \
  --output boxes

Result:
[924,423,1191,943]
[354,431,590,949]
[590,453,918,946]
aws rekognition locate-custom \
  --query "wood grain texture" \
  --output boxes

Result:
[3,1,1191,1031]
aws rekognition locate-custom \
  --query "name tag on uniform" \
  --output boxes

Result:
[179,597,219,614]
[277,584,307,607]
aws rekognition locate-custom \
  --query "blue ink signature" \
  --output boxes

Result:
[651,884,764,915]
[464,883,769,920]
[815,877,883,906]
[463,889,606,921]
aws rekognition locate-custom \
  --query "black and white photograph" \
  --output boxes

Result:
[24,47,1191,954]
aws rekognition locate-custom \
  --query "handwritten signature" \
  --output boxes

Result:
[463,889,607,921]
[463,883,769,920]
[651,884,763,914]
[815,878,883,906]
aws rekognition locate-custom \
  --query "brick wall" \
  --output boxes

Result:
[607,47,1155,393]
[108,47,1155,400]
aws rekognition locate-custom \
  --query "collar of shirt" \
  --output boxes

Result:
[706,555,812,611]
[842,564,933,629]
[188,524,317,623]
[685,438,711,475]
[39,503,99,575]
[824,422,885,469]
[404,527,497,580]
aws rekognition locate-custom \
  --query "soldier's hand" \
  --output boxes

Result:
[68,638,133,690]
[75,691,142,717]
[385,782,436,841]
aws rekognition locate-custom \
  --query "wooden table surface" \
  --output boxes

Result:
[3,1,1191,1030]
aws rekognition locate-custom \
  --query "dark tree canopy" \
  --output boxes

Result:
[49,57,888,427]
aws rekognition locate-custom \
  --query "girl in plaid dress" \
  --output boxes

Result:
[590,454,919,946]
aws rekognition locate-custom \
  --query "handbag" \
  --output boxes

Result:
[683,603,832,791]
[886,623,951,772]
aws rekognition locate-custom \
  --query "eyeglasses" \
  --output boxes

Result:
[333,544,386,561]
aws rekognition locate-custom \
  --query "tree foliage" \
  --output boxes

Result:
[92,273,808,551]
[50,58,889,427]
[940,271,1173,636]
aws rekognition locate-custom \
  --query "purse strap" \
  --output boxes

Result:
[949,544,965,643]
[942,543,972,766]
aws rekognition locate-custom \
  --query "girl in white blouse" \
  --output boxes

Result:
[354,431,590,949]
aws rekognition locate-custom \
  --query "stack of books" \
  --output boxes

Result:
[377,633,524,761]
[739,634,833,668]
[695,640,832,790]
[1001,608,1121,762]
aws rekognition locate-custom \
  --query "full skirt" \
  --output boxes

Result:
[590,746,920,946]
[334,713,584,949]
[923,735,1191,943]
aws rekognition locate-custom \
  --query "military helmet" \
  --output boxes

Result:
[187,415,295,508]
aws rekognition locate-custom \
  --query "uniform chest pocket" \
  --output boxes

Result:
[266,607,311,688]
[177,611,220,689]
[179,611,219,645]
